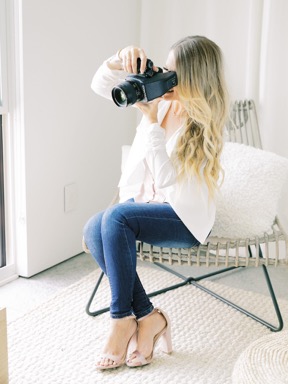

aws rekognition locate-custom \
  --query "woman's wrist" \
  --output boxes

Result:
[116,49,122,61]
[106,51,124,70]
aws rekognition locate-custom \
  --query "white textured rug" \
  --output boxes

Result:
[232,330,288,383]
[7,264,288,384]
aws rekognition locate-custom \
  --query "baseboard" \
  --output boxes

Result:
[0,264,18,287]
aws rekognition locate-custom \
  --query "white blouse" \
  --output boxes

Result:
[91,56,216,243]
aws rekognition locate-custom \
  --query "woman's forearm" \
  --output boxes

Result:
[91,53,127,100]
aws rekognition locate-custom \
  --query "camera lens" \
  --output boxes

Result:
[112,81,143,107]
[112,88,128,106]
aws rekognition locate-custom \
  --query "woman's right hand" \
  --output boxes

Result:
[118,46,148,74]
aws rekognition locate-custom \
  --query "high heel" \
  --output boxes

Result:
[126,308,172,367]
[96,316,138,370]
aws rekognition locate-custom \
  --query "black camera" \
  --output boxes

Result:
[111,58,178,107]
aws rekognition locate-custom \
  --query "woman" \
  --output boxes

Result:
[83,35,229,369]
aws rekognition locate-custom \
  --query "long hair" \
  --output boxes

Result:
[171,36,229,197]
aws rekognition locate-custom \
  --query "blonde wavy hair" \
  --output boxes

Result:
[171,36,229,198]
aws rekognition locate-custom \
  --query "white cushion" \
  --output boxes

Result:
[211,142,288,238]
[121,143,288,239]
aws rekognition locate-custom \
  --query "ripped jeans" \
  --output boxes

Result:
[83,199,200,319]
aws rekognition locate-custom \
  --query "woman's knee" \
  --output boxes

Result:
[102,203,141,241]
[83,204,128,242]
[102,203,129,227]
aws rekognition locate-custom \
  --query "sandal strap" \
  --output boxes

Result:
[127,350,148,366]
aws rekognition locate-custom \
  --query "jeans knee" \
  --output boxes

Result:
[102,204,127,227]
[102,203,140,240]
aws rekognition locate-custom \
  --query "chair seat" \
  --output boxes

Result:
[137,217,288,268]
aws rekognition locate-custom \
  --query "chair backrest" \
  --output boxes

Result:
[226,100,262,149]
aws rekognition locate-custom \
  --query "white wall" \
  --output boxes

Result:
[258,0,288,231]
[259,0,288,156]
[140,0,263,102]
[14,0,288,276]
[18,0,140,276]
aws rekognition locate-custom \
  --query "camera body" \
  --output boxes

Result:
[112,58,178,107]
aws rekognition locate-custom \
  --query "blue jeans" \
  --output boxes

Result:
[83,200,200,319]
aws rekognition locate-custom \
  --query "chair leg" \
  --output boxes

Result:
[85,268,193,317]
[143,262,283,332]
[85,262,284,332]
[85,271,110,316]
[188,265,283,332]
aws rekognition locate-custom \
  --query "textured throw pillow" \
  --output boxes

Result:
[211,142,288,238]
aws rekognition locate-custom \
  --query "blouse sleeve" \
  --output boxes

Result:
[91,55,128,100]
[144,123,178,189]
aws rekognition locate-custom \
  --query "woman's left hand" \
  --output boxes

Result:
[135,98,161,124]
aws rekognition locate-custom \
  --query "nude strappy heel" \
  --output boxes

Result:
[126,308,172,367]
[96,316,138,370]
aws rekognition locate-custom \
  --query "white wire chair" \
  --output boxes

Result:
[84,100,288,332]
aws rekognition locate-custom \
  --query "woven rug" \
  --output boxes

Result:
[7,264,288,384]
[232,330,288,383]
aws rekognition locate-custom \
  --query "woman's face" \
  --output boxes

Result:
[161,50,180,101]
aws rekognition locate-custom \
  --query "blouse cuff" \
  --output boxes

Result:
[146,123,166,149]
[103,54,124,72]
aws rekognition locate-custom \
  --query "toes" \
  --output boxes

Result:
[97,357,115,367]
[104,358,115,367]
[127,352,137,362]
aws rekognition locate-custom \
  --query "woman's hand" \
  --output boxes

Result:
[118,46,147,74]
[135,98,161,124]
[117,45,162,123]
